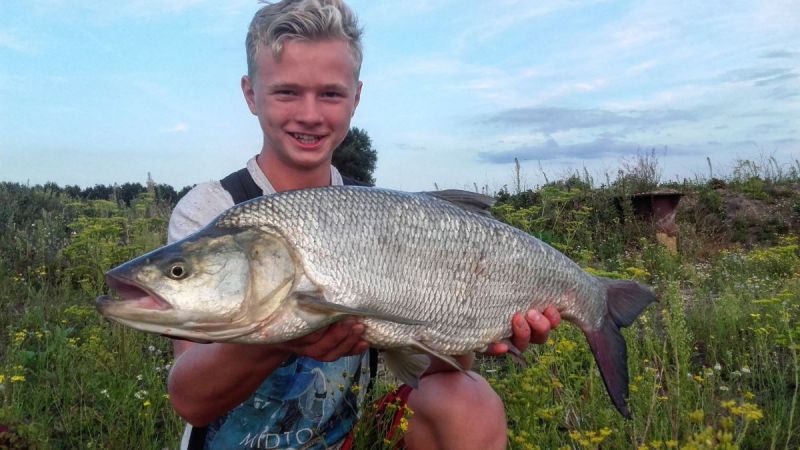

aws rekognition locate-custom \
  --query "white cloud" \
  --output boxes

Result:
[455,0,607,46]
[164,122,188,133]
[28,0,254,21]
[0,30,36,53]
[610,22,675,50]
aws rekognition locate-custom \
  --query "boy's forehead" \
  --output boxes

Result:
[254,39,359,79]
[257,38,353,58]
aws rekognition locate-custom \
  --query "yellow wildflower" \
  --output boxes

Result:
[720,400,737,409]
[398,417,409,432]
[13,330,27,345]
[10,375,25,383]
[143,400,151,407]
[688,409,704,423]
[556,338,577,354]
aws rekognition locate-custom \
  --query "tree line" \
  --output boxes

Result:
[3,127,378,206]
[4,180,193,207]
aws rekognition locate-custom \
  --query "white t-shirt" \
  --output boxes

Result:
[168,156,344,243]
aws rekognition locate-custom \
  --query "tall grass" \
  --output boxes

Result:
[0,185,181,449]
[1,156,798,448]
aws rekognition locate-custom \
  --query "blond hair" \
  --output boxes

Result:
[246,0,363,80]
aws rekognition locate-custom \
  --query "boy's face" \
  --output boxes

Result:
[243,39,362,172]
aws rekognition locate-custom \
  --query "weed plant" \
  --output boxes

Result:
[1,157,799,449]
[1,184,181,449]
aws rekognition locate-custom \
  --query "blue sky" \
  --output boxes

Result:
[1,0,798,191]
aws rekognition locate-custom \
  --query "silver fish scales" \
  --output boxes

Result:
[97,186,656,417]
[218,187,604,352]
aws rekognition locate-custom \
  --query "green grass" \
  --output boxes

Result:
[1,165,799,449]
[481,240,799,449]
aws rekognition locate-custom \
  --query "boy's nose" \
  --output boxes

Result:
[295,96,323,124]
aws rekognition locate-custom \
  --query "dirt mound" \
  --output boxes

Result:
[677,183,800,246]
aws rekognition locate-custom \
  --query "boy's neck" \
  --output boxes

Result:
[256,152,332,192]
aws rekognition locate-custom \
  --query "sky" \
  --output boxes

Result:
[1,0,798,192]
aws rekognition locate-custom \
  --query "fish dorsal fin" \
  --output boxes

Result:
[423,190,495,217]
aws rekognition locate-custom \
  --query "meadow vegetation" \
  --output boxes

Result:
[1,156,798,449]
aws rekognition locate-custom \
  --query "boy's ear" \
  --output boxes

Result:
[353,81,362,115]
[241,75,257,114]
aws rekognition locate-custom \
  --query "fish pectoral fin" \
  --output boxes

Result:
[383,350,430,389]
[409,339,476,381]
[294,294,428,326]
[422,190,495,217]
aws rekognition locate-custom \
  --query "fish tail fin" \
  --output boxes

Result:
[585,278,657,419]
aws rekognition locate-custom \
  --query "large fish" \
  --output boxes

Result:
[96,186,656,417]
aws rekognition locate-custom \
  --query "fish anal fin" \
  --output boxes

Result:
[383,350,430,388]
[499,339,527,366]
[409,339,476,381]
[294,295,428,326]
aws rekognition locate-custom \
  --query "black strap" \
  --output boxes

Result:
[185,168,376,450]
[342,175,367,186]
[221,168,366,205]
[219,167,263,205]
[186,425,207,450]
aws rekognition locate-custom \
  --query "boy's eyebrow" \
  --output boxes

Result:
[267,82,351,91]
[266,82,301,90]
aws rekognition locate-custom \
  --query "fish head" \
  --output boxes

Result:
[96,227,297,342]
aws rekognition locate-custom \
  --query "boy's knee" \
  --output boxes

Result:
[405,371,507,450]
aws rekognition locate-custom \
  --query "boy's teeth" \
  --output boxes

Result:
[292,133,320,144]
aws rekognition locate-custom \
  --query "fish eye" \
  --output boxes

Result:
[166,260,189,280]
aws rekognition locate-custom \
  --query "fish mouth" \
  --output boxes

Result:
[96,274,173,314]
[96,273,262,343]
